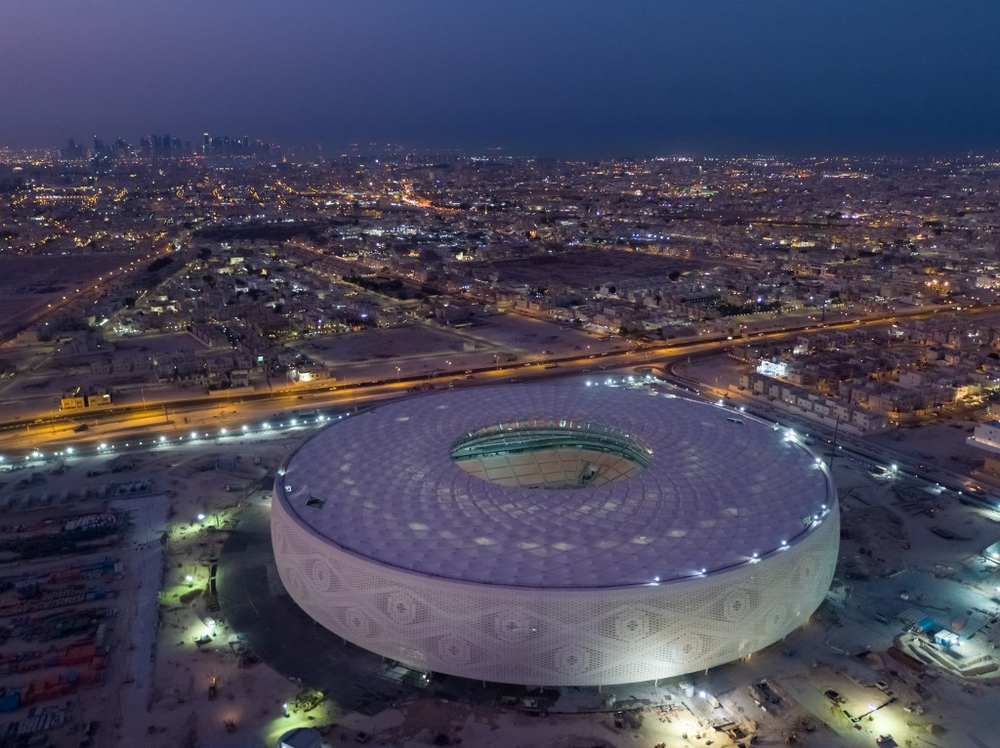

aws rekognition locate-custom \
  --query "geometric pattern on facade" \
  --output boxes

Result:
[274,385,836,588]
[272,495,839,685]
[271,385,840,685]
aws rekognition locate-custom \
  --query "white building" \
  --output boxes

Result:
[968,421,1000,479]
[272,385,839,686]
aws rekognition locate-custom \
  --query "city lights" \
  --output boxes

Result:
[1,109,999,747]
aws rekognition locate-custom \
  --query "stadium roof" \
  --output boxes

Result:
[277,385,836,589]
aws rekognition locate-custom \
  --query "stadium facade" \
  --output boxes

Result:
[271,385,839,686]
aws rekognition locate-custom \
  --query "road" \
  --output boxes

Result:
[0,241,176,349]
[1,302,998,458]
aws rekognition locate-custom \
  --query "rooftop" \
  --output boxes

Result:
[276,385,836,589]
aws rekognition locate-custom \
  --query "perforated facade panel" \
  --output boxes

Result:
[272,494,838,685]
[270,385,839,685]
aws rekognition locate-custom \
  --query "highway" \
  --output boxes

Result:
[1,302,998,460]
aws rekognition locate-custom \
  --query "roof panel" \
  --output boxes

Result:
[277,385,836,588]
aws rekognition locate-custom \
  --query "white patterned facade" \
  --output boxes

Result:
[270,385,839,685]
[272,495,838,685]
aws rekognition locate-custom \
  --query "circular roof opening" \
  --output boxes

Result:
[450,419,651,489]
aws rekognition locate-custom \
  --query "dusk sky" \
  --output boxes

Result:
[2,0,999,156]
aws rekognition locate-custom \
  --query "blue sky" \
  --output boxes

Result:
[2,1,998,155]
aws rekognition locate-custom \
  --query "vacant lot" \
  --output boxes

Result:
[473,248,718,288]
[0,254,132,337]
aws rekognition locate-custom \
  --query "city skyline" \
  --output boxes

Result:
[2,1,999,156]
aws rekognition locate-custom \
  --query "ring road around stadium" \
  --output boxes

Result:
[271,385,839,686]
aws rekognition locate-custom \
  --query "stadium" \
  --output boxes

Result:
[271,384,839,686]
